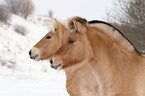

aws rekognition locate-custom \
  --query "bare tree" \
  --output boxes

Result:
[4,0,21,15]
[20,0,34,19]
[48,10,53,18]
[4,0,34,19]
[0,4,11,22]
[107,0,145,54]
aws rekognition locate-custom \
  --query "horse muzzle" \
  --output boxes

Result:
[50,58,62,70]
[29,47,41,61]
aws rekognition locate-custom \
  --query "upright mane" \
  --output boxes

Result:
[66,17,139,54]
[88,20,139,54]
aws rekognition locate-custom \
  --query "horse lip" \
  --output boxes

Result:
[51,63,62,69]
[30,55,39,60]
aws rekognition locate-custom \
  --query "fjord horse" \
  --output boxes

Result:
[51,17,145,96]
[29,17,100,96]
[29,19,70,68]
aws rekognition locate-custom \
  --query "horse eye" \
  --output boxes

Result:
[68,40,74,44]
[46,36,52,39]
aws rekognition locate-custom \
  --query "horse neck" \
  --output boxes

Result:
[86,27,140,63]
[64,59,88,76]
[87,27,145,95]
[86,27,145,72]
[63,61,87,95]
[64,59,91,86]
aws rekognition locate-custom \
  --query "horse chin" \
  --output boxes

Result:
[51,63,62,70]
[35,57,41,61]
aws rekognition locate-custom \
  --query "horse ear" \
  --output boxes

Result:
[54,18,65,29]
[73,19,86,33]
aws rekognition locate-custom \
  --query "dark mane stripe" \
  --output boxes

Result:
[88,20,121,33]
[88,20,139,53]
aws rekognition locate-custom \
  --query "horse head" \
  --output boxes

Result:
[29,19,70,61]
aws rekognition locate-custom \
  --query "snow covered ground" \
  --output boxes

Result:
[0,15,69,96]
[0,67,68,96]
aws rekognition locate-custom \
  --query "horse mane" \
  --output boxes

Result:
[88,20,139,54]
[65,17,139,54]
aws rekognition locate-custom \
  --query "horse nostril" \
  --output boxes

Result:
[29,50,32,56]
[50,58,53,64]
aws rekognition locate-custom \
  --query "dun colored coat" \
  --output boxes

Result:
[51,17,145,96]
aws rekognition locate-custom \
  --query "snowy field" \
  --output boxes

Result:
[0,67,69,96]
[0,15,69,96]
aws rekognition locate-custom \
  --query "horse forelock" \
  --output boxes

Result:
[47,19,57,32]
[48,18,65,33]
[65,16,88,32]
[73,16,87,24]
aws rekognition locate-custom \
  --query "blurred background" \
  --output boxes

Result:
[0,0,144,96]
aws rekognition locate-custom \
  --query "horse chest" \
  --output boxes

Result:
[65,64,100,96]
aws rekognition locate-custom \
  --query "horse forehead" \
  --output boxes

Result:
[47,31,55,35]
[71,32,84,39]
[46,30,59,37]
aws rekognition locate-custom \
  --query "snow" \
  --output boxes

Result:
[0,68,68,96]
[0,15,69,96]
